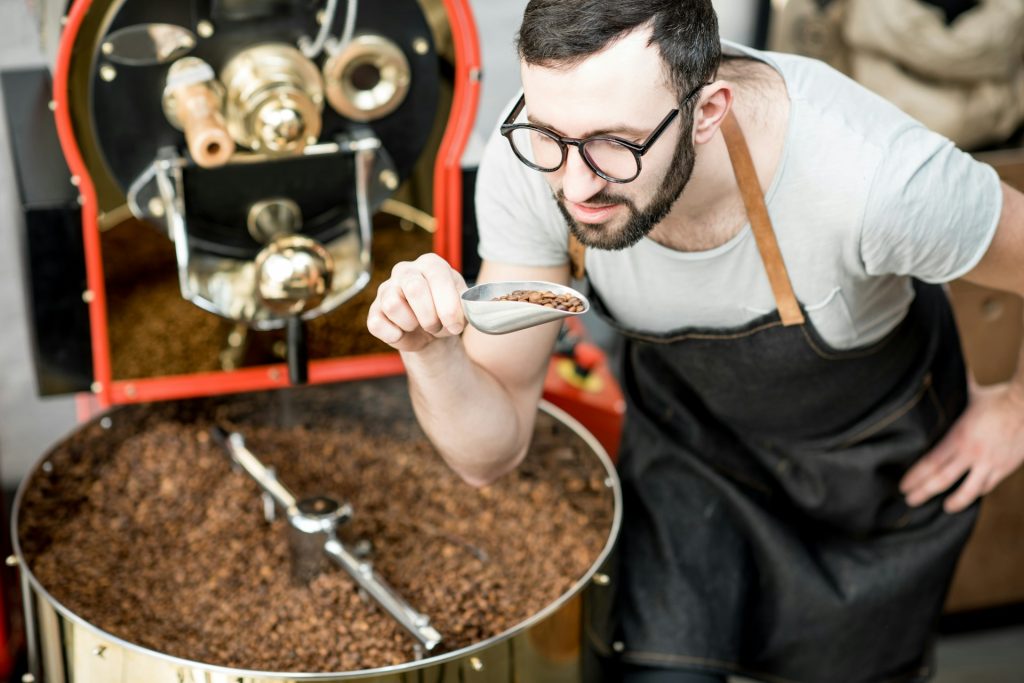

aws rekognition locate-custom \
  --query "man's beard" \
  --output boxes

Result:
[555,125,696,251]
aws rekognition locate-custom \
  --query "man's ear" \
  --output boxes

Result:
[693,81,732,145]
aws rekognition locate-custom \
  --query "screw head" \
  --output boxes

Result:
[147,197,166,218]
[99,64,117,82]
[379,170,399,191]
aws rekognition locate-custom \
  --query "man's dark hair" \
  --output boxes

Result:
[516,0,721,108]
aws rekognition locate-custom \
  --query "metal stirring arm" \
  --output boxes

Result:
[211,426,443,651]
[324,535,441,650]
[212,427,300,516]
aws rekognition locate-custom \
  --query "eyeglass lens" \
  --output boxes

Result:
[508,128,640,181]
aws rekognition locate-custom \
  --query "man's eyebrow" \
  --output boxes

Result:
[525,114,649,140]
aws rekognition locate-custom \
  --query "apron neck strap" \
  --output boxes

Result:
[721,110,804,326]
[566,110,805,327]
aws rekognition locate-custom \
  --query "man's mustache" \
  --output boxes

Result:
[555,189,635,209]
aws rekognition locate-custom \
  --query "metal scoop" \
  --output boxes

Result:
[461,280,590,335]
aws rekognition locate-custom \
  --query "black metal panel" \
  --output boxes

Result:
[2,68,93,395]
[181,149,358,258]
[460,165,480,283]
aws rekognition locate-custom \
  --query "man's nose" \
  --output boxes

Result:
[559,147,607,204]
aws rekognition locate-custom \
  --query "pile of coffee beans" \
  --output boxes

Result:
[492,290,585,312]
[19,378,614,673]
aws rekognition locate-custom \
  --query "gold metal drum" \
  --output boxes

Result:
[12,376,621,682]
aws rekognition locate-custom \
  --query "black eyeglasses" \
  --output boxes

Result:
[500,82,705,183]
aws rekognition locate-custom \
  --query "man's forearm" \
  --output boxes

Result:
[401,338,537,486]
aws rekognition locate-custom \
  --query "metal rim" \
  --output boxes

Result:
[11,396,622,680]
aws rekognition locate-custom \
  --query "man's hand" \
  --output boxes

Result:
[900,378,1024,513]
[367,254,468,352]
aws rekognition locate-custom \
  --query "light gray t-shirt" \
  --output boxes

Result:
[475,42,1003,349]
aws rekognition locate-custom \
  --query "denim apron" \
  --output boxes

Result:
[580,113,978,683]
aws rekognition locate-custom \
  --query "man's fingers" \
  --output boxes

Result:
[377,281,423,333]
[943,465,990,514]
[416,256,465,335]
[370,255,464,343]
[366,298,405,345]
[900,432,958,494]
[904,451,971,507]
[398,270,445,335]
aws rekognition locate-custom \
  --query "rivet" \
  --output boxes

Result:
[469,656,483,671]
[592,572,610,586]
[612,641,625,653]
[124,384,137,398]
[604,477,613,488]
[70,175,80,186]
[306,135,318,145]
[99,64,117,82]
[82,290,94,303]
[76,195,85,206]
[42,461,53,473]
[59,15,67,26]
[6,555,18,567]
[48,100,57,112]
[147,197,165,218]
[412,37,429,55]
[197,20,215,38]
[268,368,282,381]
[90,381,103,394]
[316,9,326,24]
[101,42,113,55]
[100,417,113,429]
[21,673,35,683]
[469,67,482,82]
[379,170,399,191]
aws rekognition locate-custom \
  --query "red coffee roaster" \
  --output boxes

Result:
[6,0,481,413]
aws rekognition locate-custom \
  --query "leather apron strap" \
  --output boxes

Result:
[720,110,804,326]
[566,109,805,326]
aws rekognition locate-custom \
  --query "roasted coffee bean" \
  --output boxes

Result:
[491,290,585,313]
[19,381,613,673]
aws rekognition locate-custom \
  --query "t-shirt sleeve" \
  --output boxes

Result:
[474,108,569,268]
[860,123,1002,283]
